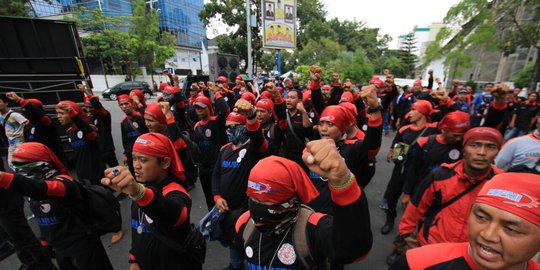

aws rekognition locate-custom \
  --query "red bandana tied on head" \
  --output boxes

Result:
[438,111,470,133]
[247,156,319,204]
[256,99,274,112]
[13,142,69,175]
[411,100,435,119]
[56,100,88,122]
[133,133,185,181]
[226,112,246,124]
[145,103,166,125]
[475,173,540,227]
[320,105,352,133]
[117,94,133,105]
[339,102,358,123]
[22,98,44,109]
[130,89,146,106]
[260,91,273,100]
[193,95,214,115]
[163,86,180,95]
[463,127,503,149]
[413,79,422,86]
[159,82,169,92]
[340,92,354,104]
[369,76,384,88]
[241,92,256,105]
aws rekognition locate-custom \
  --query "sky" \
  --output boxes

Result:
[204,0,461,49]
[322,0,460,48]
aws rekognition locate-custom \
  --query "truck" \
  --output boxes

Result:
[0,16,93,166]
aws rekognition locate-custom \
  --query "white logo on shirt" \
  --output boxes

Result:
[277,243,296,265]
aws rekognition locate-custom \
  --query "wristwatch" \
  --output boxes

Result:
[367,105,383,114]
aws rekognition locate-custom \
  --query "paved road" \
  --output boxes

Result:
[1,96,406,269]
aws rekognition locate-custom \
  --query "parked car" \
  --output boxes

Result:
[102,81,152,100]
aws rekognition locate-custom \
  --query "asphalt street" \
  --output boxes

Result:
[1,95,405,270]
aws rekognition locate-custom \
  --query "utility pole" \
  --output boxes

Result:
[245,0,253,78]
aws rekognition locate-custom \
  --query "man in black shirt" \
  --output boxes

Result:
[213,98,268,270]
[78,85,119,168]
[119,95,149,176]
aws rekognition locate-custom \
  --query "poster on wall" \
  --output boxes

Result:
[261,0,296,49]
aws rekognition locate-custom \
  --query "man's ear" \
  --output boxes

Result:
[161,157,171,170]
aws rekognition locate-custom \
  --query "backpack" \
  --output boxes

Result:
[242,205,330,270]
[68,177,122,236]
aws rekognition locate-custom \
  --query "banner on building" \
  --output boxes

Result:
[261,0,296,49]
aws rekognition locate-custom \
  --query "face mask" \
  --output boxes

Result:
[226,125,248,145]
[13,161,58,180]
[248,198,299,235]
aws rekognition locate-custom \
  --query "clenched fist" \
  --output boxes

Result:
[302,139,351,186]
[101,166,140,197]
[234,98,255,117]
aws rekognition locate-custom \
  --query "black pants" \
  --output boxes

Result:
[56,237,112,270]
[0,196,54,269]
[384,163,406,221]
[101,150,119,168]
[199,170,214,211]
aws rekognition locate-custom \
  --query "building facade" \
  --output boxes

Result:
[30,0,207,74]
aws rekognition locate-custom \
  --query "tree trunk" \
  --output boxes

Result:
[529,46,540,92]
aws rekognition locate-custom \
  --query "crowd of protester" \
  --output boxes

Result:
[0,65,538,270]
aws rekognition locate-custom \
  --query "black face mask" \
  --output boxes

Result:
[248,198,299,235]
[12,161,57,180]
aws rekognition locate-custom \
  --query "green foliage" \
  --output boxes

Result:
[294,65,311,85]
[347,48,374,83]
[514,63,534,89]
[297,37,343,67]
[72,1,175,80]
[383,57,408,78]
[0,0,30,17]
[199,0,260,70]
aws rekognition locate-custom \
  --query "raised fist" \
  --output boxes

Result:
[360,85,378,108]
[5,92,21,102]
[302,139,351,185]
[234,98,255,117]
[310,65,322,83]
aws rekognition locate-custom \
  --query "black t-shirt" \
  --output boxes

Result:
[514,101,539,130]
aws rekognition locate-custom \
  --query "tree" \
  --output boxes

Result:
[199,0,261,72]
[73,2,175,81]
[297,37,343,67]
[347,48,374,83]
[424,0,539,88]
[514,63,534,89]
[131,0,175,83]
[0,0,30,16]
[383,57,408,78]
[75,8,136,78]
[399,33,418,78]
[493,0,540,91]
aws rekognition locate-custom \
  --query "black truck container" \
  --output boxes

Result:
[0,16,92,167]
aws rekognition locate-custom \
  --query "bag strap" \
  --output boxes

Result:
[285,109,306,144]
[242,218,255,245]
[242,206,321,269]
[292,206,319,270]
[410,126,429,149]
[2,111,13,127]
[422,179,483,240]
[126,117,140,133]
